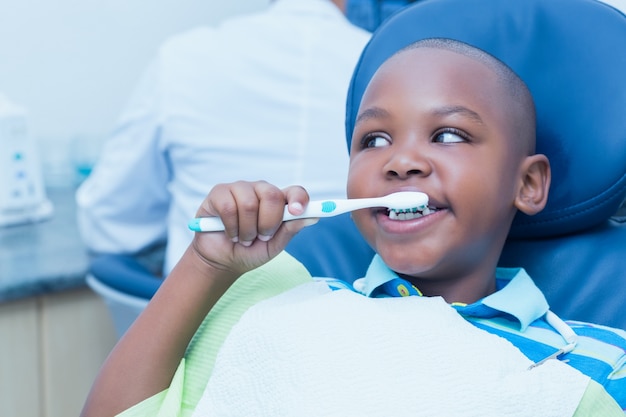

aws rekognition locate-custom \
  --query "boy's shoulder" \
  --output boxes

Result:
[452,309,626,409]
[312,274,626,410]
[564,320,626,380]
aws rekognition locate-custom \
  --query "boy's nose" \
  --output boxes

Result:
[384,145,432,179]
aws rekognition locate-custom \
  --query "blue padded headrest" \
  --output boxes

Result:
[345,0,626,238]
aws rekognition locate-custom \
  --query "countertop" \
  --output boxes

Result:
[0,187,89,302]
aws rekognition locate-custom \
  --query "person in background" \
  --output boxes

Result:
[76,0,370,276]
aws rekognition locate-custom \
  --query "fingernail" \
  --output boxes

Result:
[258,234,273,242]
[290,202,303,212]
[240,240,253,247]
[231,236,239,243]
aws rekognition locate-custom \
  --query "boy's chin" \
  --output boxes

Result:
[377,250,435,278]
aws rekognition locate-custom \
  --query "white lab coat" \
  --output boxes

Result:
[76,0,371,274]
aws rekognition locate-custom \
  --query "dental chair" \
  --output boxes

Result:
[88,0,626,340]
[84,3,626,415]
[344,0,626,330]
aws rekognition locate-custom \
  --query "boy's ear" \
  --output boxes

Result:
[515,154,551,216]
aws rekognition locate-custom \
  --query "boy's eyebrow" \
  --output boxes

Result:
[355,107,390,124]
[432,105,484,125]
[355,105,484,126]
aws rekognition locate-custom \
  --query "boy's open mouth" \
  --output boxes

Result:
[387,206,440,220]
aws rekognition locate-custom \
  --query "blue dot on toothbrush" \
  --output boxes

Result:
[321,201,337,213]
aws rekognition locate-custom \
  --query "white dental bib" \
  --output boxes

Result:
[192,281,589,417]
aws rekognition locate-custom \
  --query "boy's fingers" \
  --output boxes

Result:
[255,187,288,241]
[229,186,260,245]
[199,181,310,247]
[196,184,238,241]
[249,184,311,244]
[283,185,310,216]
[267,217,319,255]
[259,185,313,245]
[222,181,285,245]
[205,181,259,242]
[236,182,282,244]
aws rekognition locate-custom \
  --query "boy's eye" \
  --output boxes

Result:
[362,134,391,148]
[433,129,467,144]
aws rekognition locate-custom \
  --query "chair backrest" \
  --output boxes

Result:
[344,0,626,329]
[499,216,626,330]
[285,213,375,281]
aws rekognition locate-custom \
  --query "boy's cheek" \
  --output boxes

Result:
[346,162,373,199]
[349,210,376,247]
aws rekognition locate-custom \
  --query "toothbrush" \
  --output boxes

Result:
[188,191,429,232]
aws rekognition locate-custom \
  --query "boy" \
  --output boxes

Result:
[84,36,624,416]
[81,40,625,417]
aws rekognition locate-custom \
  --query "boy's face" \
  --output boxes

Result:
[347,47,529,295]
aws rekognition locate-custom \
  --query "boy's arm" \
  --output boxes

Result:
[80,245,238,417]
[80,182,315,417]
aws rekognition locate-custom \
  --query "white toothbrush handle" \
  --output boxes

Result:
[188,192,428,233]
[188,199,350,232]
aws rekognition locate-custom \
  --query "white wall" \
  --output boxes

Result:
[0,0,268,146]
[601,0,626,12]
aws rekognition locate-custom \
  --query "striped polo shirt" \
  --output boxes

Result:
[328,255,626,410]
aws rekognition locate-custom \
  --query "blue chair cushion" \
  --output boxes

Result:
[285,213,375,282]
[89,254,162,299]
[500,217,626,330]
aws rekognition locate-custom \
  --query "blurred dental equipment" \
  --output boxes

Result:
[0,93,53,227]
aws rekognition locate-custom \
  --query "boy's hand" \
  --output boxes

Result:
[190,181,317,277]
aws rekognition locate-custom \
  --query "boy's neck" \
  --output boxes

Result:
[402,272,498,305]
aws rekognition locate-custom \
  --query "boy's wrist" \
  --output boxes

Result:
[163,245,242,314]
[186,242,241,284]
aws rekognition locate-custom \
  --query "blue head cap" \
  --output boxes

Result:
[344,0,626,238]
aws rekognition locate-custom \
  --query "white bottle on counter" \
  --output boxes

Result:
[0,93,53,226]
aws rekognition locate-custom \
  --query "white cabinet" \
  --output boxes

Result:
[0,288,116,417]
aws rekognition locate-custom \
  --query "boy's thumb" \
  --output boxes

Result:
[268,217,319,254]
[300,218,320,228]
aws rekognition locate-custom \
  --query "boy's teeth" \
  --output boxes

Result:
[388,206,437,220]
[389,209,422,220]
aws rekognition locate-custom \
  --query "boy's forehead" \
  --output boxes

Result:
[355,45,533,159]
[362,47,509,108]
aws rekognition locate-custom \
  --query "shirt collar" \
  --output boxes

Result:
[353,254,549,331]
